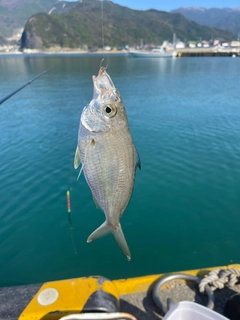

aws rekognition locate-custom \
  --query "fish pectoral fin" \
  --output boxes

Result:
[134,147,141,170]
[74,146,81,169]
[87,221,131,261]
[75,139,95,180]
[77,165,84,181]
[74,146,84,180]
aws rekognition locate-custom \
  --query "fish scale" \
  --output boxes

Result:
[80,130,132,220]
[74,67,140,260]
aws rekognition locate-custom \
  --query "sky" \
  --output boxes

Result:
[65,0,240,11]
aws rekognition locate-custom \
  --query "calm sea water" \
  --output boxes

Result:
[0,54,240,287]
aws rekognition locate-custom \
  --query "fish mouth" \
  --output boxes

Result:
[92,67,115,99]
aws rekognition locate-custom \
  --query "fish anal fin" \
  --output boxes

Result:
[134,147,141,170]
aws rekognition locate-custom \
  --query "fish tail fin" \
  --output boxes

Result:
[87,221,111,242]
[112,223,131,261]
[87,222,131,261]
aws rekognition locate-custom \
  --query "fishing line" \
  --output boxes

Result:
[99,1,110,68]
[101,0,105,57]
[67,0,106,254]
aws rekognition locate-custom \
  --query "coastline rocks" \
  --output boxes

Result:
[21,30,43,49]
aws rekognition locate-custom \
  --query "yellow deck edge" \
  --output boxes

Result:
[18,264,240,320]
[112,264,240,295]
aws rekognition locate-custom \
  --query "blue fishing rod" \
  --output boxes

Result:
[0,65,57,105]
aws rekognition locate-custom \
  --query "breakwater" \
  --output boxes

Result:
[176,47,240,57]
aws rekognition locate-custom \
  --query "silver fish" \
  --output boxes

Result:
[74,67,140,260]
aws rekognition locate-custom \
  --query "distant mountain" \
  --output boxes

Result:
[171,7,240,36]
[0,0,76,42]
[21,0,235,50]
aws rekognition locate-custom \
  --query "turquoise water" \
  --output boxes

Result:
[0,54,240,287]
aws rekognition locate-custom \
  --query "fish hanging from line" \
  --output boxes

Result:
[74,66,140,261]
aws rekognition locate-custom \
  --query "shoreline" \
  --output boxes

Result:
[0,49,129,56]
[1,47,239,57]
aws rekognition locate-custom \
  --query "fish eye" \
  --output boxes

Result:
[103,104,117,118]
[106,106,112,113]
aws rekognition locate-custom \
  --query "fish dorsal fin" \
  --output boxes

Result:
[134,147,141,170]
[74,146,81,169]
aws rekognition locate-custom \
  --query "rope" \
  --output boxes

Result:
[199,268,240,293]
